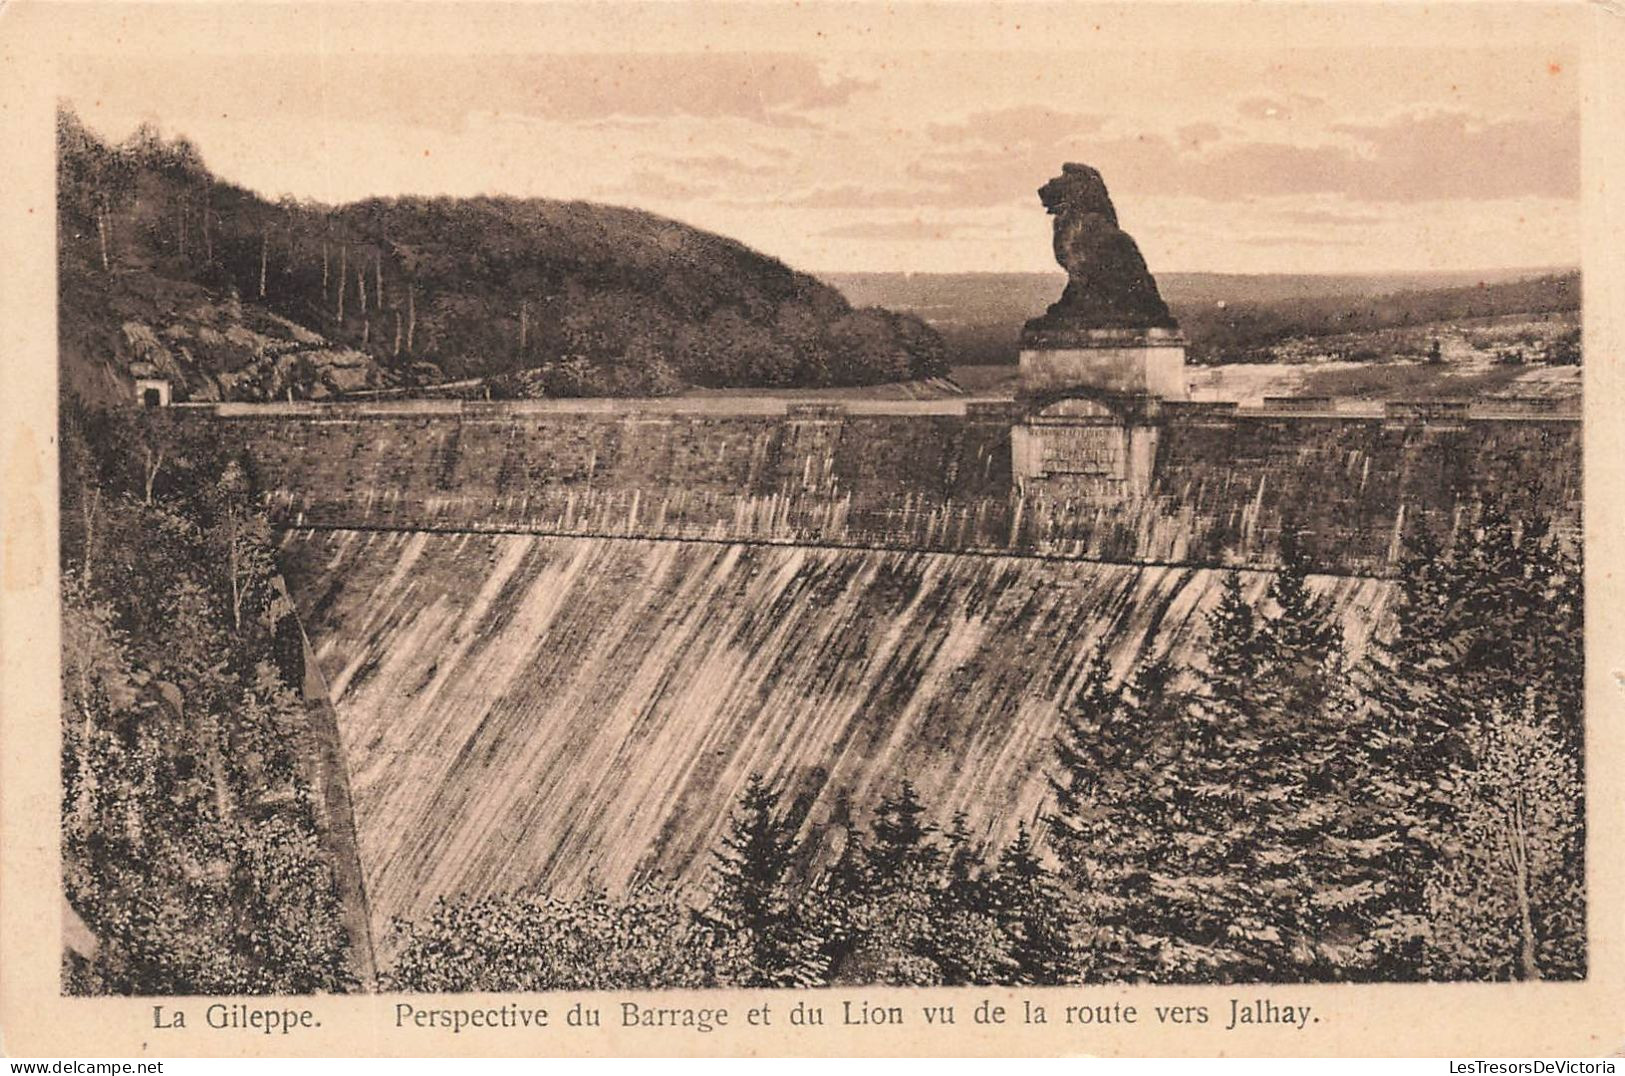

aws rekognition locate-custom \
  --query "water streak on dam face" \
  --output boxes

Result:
[279,528,1394,957]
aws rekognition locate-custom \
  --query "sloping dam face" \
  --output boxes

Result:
[280,528,1393,958]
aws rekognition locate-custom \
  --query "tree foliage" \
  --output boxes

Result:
[1047,511,1583,985]
[385,886,735,992]
[60,402,356,995]
[1370,501,1585,980]
[57,106,947,402]
[702,774,825,987]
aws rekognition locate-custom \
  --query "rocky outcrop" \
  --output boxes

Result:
[98,293,388,403]
[1023,162,1178,337]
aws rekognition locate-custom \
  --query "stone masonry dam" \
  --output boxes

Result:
[187,396,1580,959]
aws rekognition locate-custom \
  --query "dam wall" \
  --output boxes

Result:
[279,528,1395,956]
[198,398,1581,574]
[229,396,1579,949]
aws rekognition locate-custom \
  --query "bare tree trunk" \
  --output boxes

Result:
[259,232,269,297]
[357,262,368,315]
[96,208,110,271]
[142,446,164,505]
[322,240,330,295]
[374,250,383,309]
[228,508,244,634]
[337,245,347,321]
[393,309,402,357]
[178,195,187,260]
[124,775,144,846]
[80,485,100,590]
[202,712,232,821]
[362,317,370,346]
[71,698,98,831]
[405,284,416,353]
[203,181,213,261]
[519,299,528,354]
[1510,792,1541,980]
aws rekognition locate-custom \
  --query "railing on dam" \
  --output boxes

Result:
[182,393,1580,423]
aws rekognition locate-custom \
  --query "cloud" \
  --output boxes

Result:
[897,107,1579,210]
[926,106,1108,145]
[783,185,931,210]
[1328,109,1580,201]
[1235,94,1325,122]
[667,153,788,178]
[1174,109,1580,202]
[1276,207,1384,226]
[609,170,719,202]
[480,53,875,125]
[1235,233,1363,248]
[65,52,871,133]
[1177,123,1227,149]
[817,219,996,241]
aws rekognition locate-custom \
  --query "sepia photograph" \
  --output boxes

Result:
[3,0,1621,1060]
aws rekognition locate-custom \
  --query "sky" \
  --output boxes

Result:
[57,2,1583,276]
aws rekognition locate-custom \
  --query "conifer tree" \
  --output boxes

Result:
[1153,549,1388,982]
[1203,570,1260,694]
[1049,648,1181,980]
[704,774,823,987]
[798,792,879,983]
[940,811,982,902]
[929,812,1017,985]
[869,780,940,880]
[809,782,951,985]
[1260,528,1343,715]
[987,822,1081,984]
[864,781,947,982]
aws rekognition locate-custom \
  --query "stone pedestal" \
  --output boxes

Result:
[1018,327,1188,401]
[1011,396,1162,497]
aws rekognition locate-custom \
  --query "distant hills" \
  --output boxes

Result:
[57,108,946,407]
[827,268,1581,365]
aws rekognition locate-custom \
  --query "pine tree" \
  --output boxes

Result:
[928,812,1018,985]
[1260,529,1343,715]
[704,774,823,987]
[1156,652,1263,977]
[1367,499,1584,980]
[1049,648,1181,980]
[940,811,981,901]
[864,781,947,983]
[987,822,1081,984]
[869,780,940,880]
[1204,571,1260,693]
[1245,533,1366,978]
[1151,549,1388,983]
[811,783,951,985]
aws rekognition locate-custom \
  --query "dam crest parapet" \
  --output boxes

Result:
[184,395,1580,578]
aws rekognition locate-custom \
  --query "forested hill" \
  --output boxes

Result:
[57,108,946,406]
